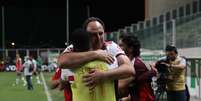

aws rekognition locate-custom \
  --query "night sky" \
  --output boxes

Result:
[0,0,144,48]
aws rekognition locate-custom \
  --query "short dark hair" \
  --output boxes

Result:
[119,33,129,39]
[165,45,178,54]
[121,35,141,57]
[82,17,105,30]
[119,32,133,39]
[70,29,91,52]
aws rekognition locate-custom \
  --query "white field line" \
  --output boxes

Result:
[40,72,53,101]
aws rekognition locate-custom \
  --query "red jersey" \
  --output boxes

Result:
[16,58,22,71]
[52,68,72,101]
[130,57,156,101]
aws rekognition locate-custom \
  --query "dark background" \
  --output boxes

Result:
[0,0,144,48]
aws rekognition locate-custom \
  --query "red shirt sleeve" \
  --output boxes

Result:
[134,58,156,83]
[52,68,61,80]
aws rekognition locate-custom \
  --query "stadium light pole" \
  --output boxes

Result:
[86,4,90,18]
[172,19,176,46]
[163,21,166,50]
[66,0,69,46]
[2,6,6,61]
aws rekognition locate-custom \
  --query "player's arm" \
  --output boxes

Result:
[19,59,24,71]
[19,58,22,67]
[171,58,186,69]
[171,64,185,69]
[161,58,186,69]
[103,54,135,79]
[58,50,114,68]
[50,68,61,89]
[82,55,135,90]
[118,77,134,97]
[120,96,131,101]
[50,79,60,89]
[34,64,37,72]
[136,70,157,83]
[103,41,135,79]
[20,63,25,71]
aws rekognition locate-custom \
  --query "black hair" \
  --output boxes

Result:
[119,33,129,39]
[82,17,105,30]
[165,45,178,54]
[70,29,91,52]
[119,32,134,40]
[121,35,141,57]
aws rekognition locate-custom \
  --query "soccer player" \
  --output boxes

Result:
[69,29,116,101]
[15,54,26,86]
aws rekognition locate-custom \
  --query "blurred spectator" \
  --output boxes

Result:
[0,60,5,71]
[158,45,186,101]
[23,56,34,90]
[36,56,43,72]
[30,55,41,84]
[48,60,58,72]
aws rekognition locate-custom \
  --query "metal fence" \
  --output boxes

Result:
[186,58,201,99]
[107,0,201,50]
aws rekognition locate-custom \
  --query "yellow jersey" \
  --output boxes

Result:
[71,60,116,101]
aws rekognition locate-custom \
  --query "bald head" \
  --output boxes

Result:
[86,21,104,33]
[83,17,105,30]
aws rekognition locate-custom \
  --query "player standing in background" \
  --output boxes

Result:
[23,56,34,90]
[30,55,42,84]
[15,54,26,86]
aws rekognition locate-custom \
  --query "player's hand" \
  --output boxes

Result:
[94,50,114,64]
[82,69,105,90]
[59,79,71,91]
[149,64,158,73]
[161,62,171,68]
[167,75,174,80]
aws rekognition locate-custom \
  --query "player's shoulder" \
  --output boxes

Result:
[32,59,37,63]
[105,41,120,49]
[105,41,116,46]
[178,55,186,59]
[177,55,186,61]
[27,60,32,64]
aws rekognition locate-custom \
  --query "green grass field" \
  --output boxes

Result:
[0,72,64,101]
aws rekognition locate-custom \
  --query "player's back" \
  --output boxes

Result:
[23,60,33,76]
[71,60,116,101]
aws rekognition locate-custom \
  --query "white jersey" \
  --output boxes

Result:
[105,41,125,57]
[61,69,75,80]
[105,41,125,69]
[23,60,33,76]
